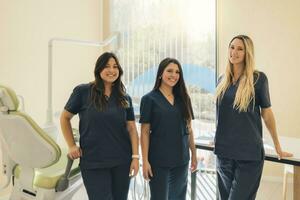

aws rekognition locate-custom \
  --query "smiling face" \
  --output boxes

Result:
[160,62,180,88]
[228,38,246,66]
[100,57,119,84]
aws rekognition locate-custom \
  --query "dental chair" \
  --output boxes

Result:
[0,85,83,200]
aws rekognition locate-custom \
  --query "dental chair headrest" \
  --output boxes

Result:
[0,85,20,111]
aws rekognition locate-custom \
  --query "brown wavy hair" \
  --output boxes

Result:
[91,52,128,111]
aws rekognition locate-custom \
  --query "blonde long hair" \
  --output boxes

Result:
[216,35,258,112]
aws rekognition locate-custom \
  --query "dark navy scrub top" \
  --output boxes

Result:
[215,72,271,161]
[64,83,135,169]
[139,90,194,167]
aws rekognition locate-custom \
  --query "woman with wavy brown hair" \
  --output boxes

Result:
[60,52,139,200]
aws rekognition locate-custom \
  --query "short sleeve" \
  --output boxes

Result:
[139,95,152,123]
[64,85,83,114]
[258,72,271,108]
[125,95,135,121]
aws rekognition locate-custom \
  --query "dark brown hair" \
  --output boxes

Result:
[91,52,128,111]
[153,58,193,120]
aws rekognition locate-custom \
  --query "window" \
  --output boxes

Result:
[111,1,217,198]
[111,0,216,140]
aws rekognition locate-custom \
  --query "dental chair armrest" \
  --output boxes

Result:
[55,156,74,192]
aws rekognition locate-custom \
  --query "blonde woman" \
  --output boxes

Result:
[215,35,292,200]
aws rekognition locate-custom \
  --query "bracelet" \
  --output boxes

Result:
[132,154,140,159]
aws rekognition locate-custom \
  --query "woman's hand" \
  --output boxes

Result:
[129,158,139,177]
[275,144,293,160]
[142,160,153,181]
[68,145,82,160]
[190,154,198,173]
[261,108,293,160]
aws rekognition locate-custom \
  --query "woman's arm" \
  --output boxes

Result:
[141,123,153,180]
[261,107,293,159]
[187,120,198,172]
[127,121,139,176]
[60,110,82,159]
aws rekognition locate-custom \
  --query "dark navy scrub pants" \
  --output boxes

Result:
[80,162,131,200]
[216,156,264,200]
[149,163,189,200]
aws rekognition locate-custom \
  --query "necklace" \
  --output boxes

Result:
[159,87,173,97]
[104,95,109,101]
[232,75,241,85]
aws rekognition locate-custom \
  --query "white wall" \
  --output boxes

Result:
[0,0,103,125]
[0,0,104,188]
[218,0,300,178]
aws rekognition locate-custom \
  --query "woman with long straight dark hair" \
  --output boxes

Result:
[60,52,139,200]
[140,57,198,199]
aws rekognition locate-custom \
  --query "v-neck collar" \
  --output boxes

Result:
[157,90,175,106]
[231,76,241,87]
[104,91,117,104]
